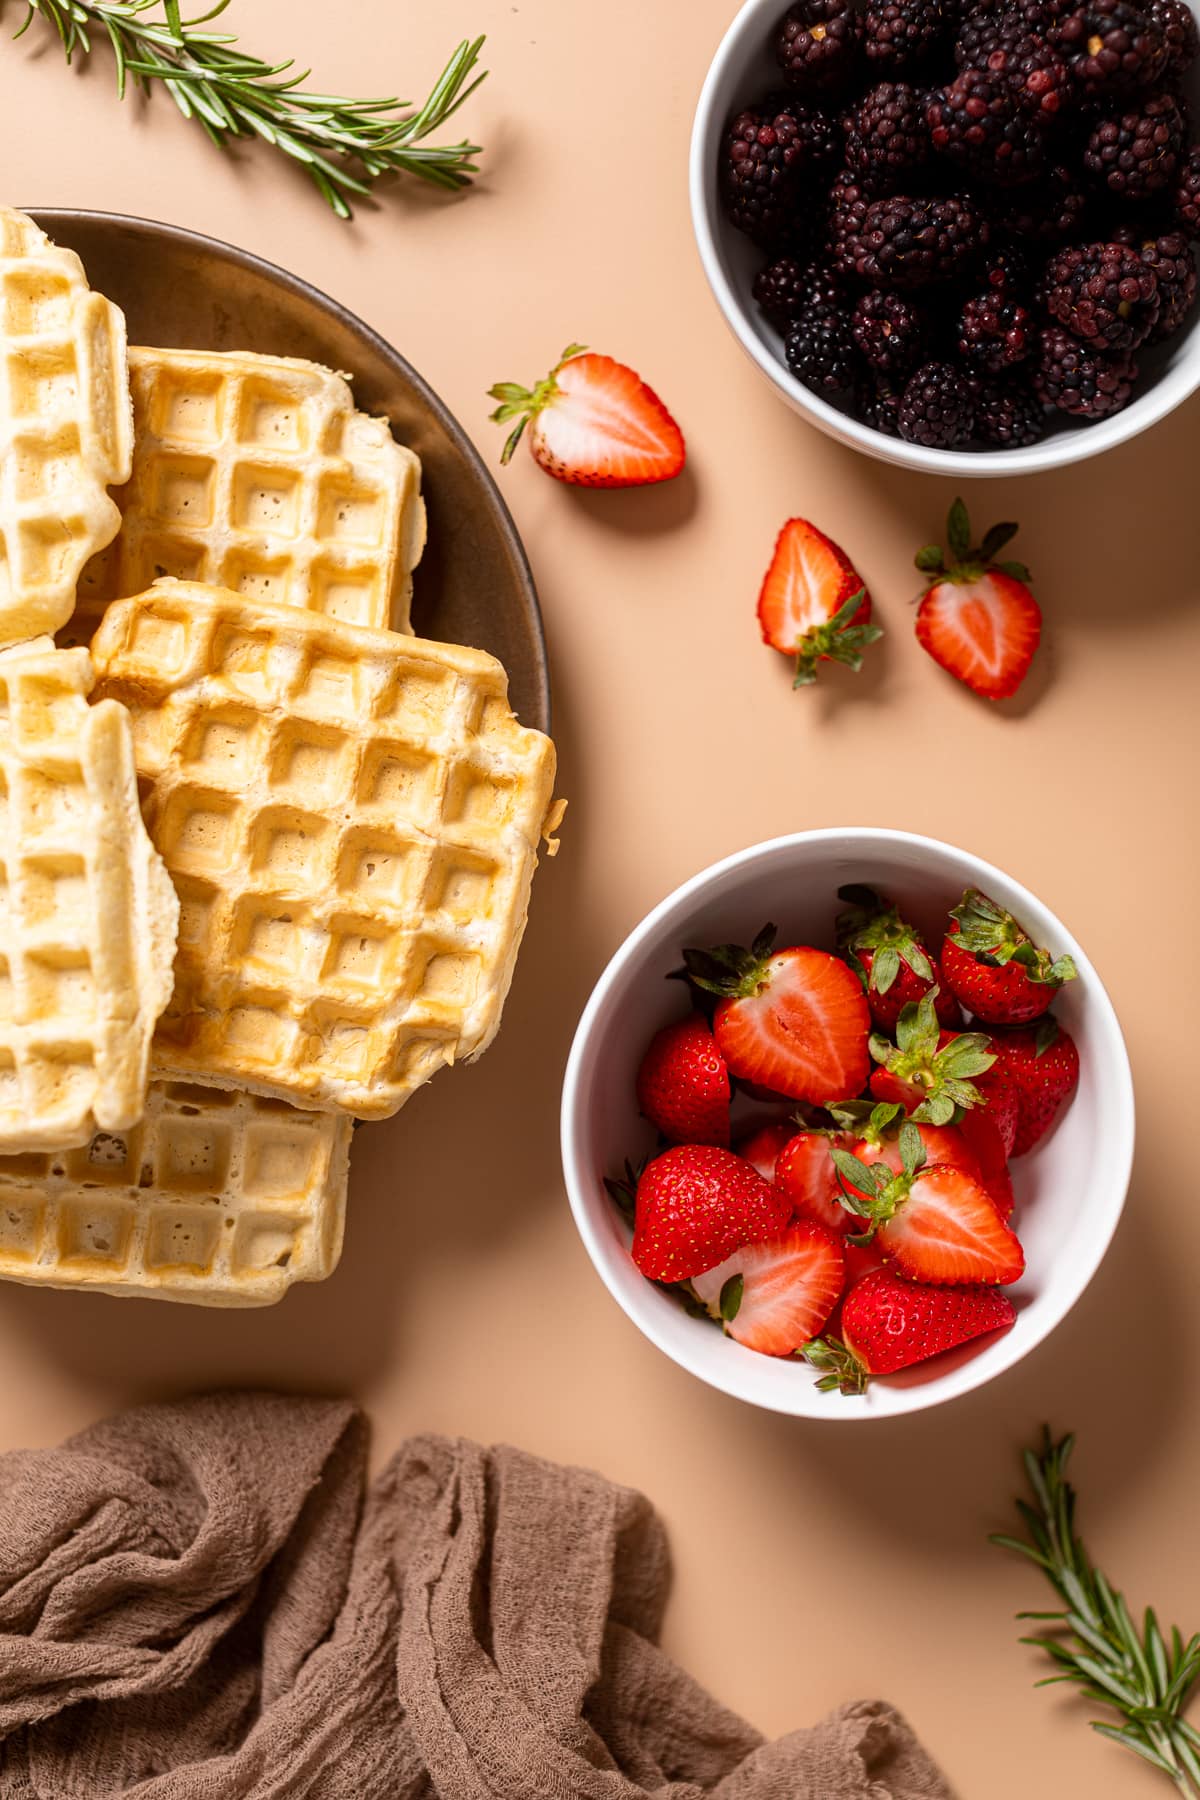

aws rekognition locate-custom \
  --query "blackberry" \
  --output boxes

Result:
[956,1,1061,63]
[776,0,863,94]
[974,377,1049,444]
[851,289,929,370]
[1044,239,1161,349]
[720,95,841,242]
[856,370,905,433]
[785,304,860,390]
[898,359,978,444]
[1083,93,1187,199]
[828,167,875,270]
[1146,0,1199,74]
[753,256,844,325]
[844,82,932,191]
[1114,226,1198,339]
[927,70,1049,185]
[1176,145,1200,237]
[842,193,989,287]
[1050,1,1169,96]
[864,0,947,70]
[1033,323,1139,413]
[992,163,1091,240]
[958,289,1036,370]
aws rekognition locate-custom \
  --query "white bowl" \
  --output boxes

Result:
[688,0,1200,476]
[561,829,1133,1419]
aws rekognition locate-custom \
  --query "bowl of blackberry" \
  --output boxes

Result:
[690,0,1200,471]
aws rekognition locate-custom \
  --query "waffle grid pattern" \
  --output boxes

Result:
[0,208,131,646]
[0,1081,351,1304]
[69,347,425,645]
[0,643,176,1151]
[92,583,558,1117]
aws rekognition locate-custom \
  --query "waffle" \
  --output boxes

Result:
[91,581,561,1117]
[0,1080,351,1305]
[0,208,132,647]
[67,346,425,646]
[0,640,178,1152]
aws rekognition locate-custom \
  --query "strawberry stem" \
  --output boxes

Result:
[487,343,588,464]
[915,498,1032,591]
[802,1335,870,1394]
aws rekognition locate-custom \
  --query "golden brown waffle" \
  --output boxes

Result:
[0,208,132,647]
[68,346,425,646]
[91,581,560,1118]
[0,1081,351,1305]
[0,640,178,1152]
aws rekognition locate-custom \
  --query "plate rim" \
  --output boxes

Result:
[29,204,551,733]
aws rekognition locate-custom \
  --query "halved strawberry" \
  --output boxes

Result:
[914,500,1041,700]
[757,519,881,687]
[988,1017,1080,1155]
[940,889,1077,1026]
[691,1220,845,1355]
[831,1124,1024,1285]
[628,1145,791,1282]
[775,1129,855,1234]
[488,345,684,487]
[635,1014,731,1147]
[840,1101,1013,1221]
[804,1268,1017,1393]
[836,884,961,1031]
[734,1120,795,1182]
[683,925,870,1104]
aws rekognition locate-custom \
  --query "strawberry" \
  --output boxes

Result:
[488,345,684,487]
[734,1120,795,1182]
[837,1098,1012,1221]
[683,925,871,1104]
[830,1123,1025,1285]
[635,1015,731,1147]
[914,499,1041,700]
[835,884,961,1031]
[628,1145,791,1283]
[988,1018,1081,1156]
[776,1129,855,1234]
[757,519,881,688]
[940,888,1077,1025]
[866,989,1000,1129]
[691,1220,845,1356]
[804,1269,1017,1393]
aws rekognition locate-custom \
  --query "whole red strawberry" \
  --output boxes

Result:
[628,1145,792,1282]
[836,883,962,1031]
[804,1268,1017,1392]
[866,989,1000,1129]
[914,499,1041,700]
[682,924,871,1104]
[635,1015,731,1147]
[988,1017,1081,1155]
[940,888,1077,1025]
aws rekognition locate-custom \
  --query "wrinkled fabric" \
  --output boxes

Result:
[0,1394,957,1799]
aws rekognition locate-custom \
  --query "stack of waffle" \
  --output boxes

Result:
[0,210,561,1307]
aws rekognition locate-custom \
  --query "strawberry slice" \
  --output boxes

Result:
[683,925,871,1104]
[628,1145,791,1283]
[691,1220,846,1355]
[635,1014,731,1147]
[734,1120,795,1182]
[776,1129,856,1234]
[757,518,881,687]
[914,499,1041,700]
[805,1269,1017,1393]
[831,1124,1024,1285]
[488,345,684,487]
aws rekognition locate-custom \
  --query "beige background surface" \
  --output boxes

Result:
[2,2,1199,1793]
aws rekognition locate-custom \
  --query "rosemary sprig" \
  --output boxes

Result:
[992,1429,1200,1793]
[14,0,486,216]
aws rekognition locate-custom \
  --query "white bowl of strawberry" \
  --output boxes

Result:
[562,831,1133,1416]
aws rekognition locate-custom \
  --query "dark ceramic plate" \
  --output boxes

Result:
[32,208,550,733]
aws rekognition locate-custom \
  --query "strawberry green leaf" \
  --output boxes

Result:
[873,944,901,994]
[802,1336,869,1395]
[719,1273,744,1322]
[898,1119,926,1178]
[996,559,1032,582]
[915,545,945,574]
[1034,1016,1061,1057]
[980,521,1019,561]
[947,497,972,564]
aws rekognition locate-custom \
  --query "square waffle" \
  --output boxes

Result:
[0,640,178,1152]
[67,346,425,646]
[0,1081,351,1305]
[0,208,132,646]
[91,581,560,1118]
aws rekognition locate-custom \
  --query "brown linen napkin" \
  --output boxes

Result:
[0,1394,956,1799]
